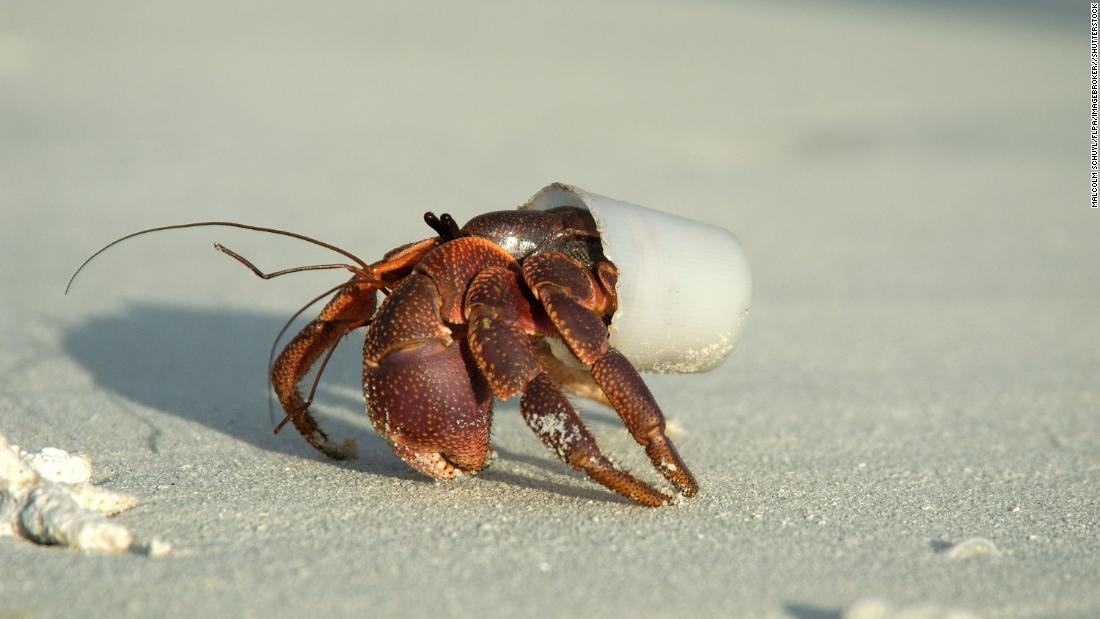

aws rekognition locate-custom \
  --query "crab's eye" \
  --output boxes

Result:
[523,183,752,374]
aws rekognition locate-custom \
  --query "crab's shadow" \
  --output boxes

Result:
[62,302,629,503]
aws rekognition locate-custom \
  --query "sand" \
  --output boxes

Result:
[0,2,1095,617]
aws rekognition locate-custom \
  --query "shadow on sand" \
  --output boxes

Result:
[62,302,633,504]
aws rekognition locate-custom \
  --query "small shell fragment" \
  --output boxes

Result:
[142,536,173,558]
[25,447,92,485]
[941,537,1000,559]
[0,434,38,494]
[19,486,134,553]
[0,490,20,537]
[523,182,752,373]
[66,482,140,516]
[843,598,979,619]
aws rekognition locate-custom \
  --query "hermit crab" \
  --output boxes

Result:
[68,183,752,506]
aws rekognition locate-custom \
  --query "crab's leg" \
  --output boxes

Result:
[370,237,440,282]
[520,374,670,507]
[272,280,377,459]
[464,266,670,507]
[589,349,698,496]
[522,252,700,498]
[272,237,441,460]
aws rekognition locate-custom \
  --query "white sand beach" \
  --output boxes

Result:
[0,2,1094,617]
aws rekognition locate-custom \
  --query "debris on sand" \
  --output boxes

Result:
[0,431,168,556]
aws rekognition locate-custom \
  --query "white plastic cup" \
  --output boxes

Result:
[522,183,751,373]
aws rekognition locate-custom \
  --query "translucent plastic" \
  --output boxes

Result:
[523,183,751,373]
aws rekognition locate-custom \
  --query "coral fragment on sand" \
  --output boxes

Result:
[0,432,166,556]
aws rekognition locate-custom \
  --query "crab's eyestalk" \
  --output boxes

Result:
[523,183,752,374]
[423,212,464,241]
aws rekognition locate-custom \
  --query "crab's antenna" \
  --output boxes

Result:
[213,243,360,280]
[66,221,370,294]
